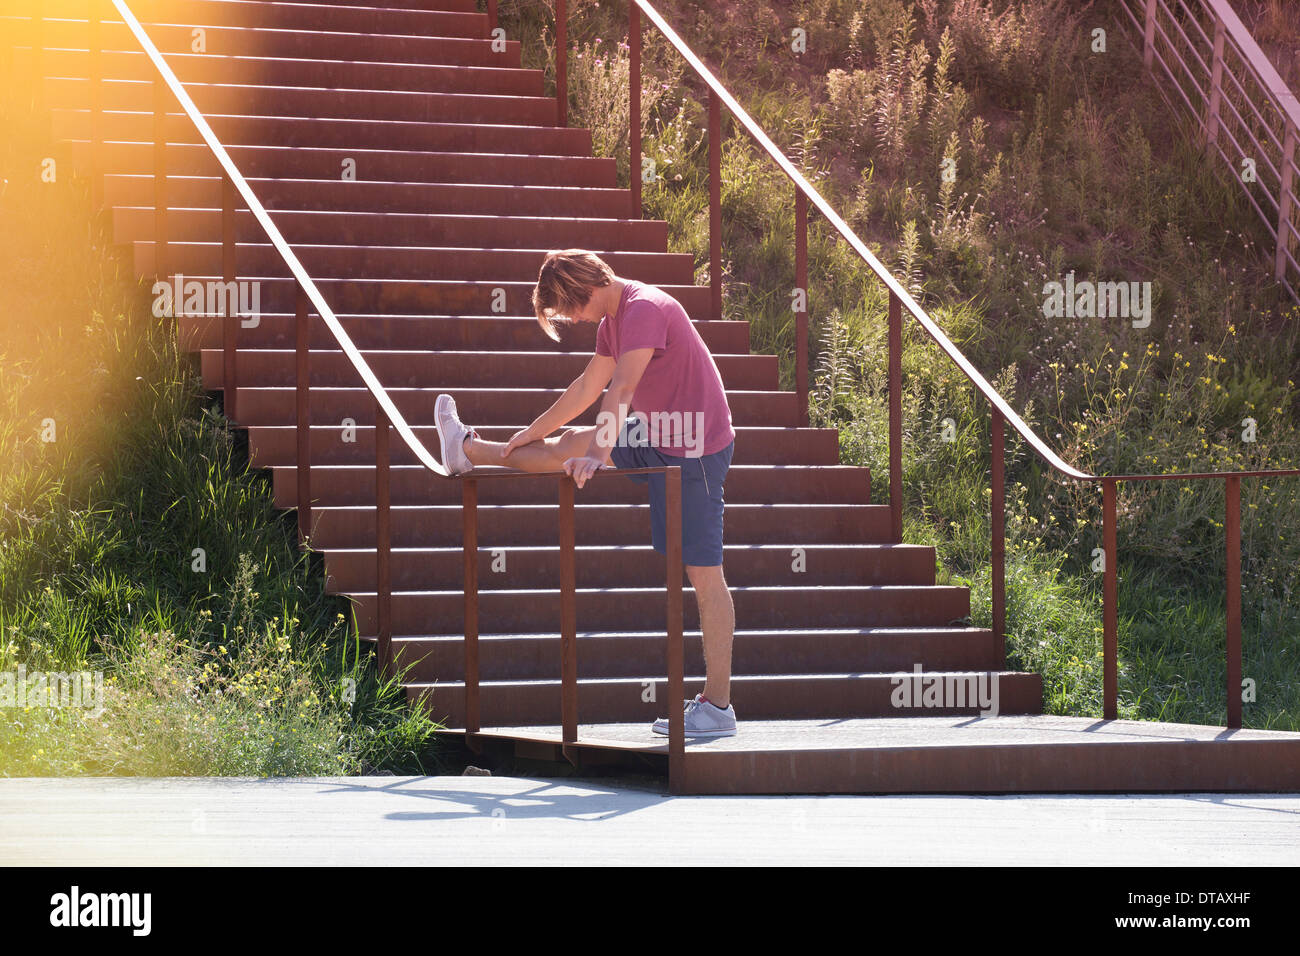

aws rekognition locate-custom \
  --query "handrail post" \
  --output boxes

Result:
[1276,122,1296,281]
[463,478,481,738]
[1142,0,1157,70]
[887,290,903,543]
[1205,14,1225,148]
[665,466,685,790]
[295,284,311,542]
[1102,479,1118,720]
[153,75,168,279]
[559,477,578,746]
[555,0,567,127]
[375,397,393,676]
[794,187,809,427]
[629,0,641,218]
[222,173,238,422]
[990,407,1005,657]
[1225,475,1242,729]
[486,0,497,32]
[89,0,102,208]
[709,88,722,320]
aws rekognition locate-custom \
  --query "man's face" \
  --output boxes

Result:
[565,287,604,323]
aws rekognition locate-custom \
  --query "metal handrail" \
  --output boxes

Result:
[631,0,1295,487]
[107,0,449,481]
[455,465,687,778]
[1116,0,1300,297]
[605,0,1300,728]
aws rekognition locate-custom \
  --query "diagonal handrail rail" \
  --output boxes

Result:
[595,0,1300,730]
[631,2,1087,477]
[633,0,1296,486]
[108,0,449,481]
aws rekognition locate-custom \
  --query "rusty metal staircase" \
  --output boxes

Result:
[13,0,1300,794]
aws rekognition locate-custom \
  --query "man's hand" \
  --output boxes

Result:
[502,426,539,458]
[563,455,609,489]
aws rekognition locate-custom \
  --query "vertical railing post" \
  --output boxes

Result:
[1142,0,1157,70]
[1205,14,1225,148]
[375,398,393,676]
[629,0,641,219]
[665,467,685,791]
[222,173,238,422]
[990,407,1006,657]
[709,88,721,320]
[89,0,102,207]
[486,0,497,32]
[1225,475,1242,729]
[558,477,578,746]
[555,0,567,127]
[887,290,903,543]
[794,188,809,428]
[463,478,481,738]
[1102,479,1118,720]
[153,75,168,279]
[295,284,311,542]
[1276,122,1296,281]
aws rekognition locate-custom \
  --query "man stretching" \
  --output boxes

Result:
[432,249,738,737]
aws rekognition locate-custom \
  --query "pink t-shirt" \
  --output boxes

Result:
[595,280,735,458]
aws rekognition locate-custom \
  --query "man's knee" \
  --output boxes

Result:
[686,564,727,592]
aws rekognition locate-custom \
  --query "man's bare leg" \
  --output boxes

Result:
[686,563,734,708]
[463,426,600,472]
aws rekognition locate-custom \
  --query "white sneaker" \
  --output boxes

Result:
[434,393,476,476]
[651,693,737,737]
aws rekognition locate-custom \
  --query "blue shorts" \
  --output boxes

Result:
[608,415,733,567]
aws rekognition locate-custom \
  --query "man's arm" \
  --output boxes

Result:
[565,346,654,486]
[501,352,616,456]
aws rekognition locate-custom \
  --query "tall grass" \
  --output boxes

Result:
[0,89,442,775]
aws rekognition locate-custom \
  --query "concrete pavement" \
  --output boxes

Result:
[2,776,1298,865]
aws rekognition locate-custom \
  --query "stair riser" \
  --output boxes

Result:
[202,347,770,390]
[105,176,633,218]
[303,505,894,549]
[393,630,1001,681]
[325,545,931,591]
[48,77,558,125]
[179,313,746,352]
[171,280,712,318]
[407,674,1043,725]
[21,19,521,67]
[41,0,488,39]
[236,387,793,428]
[248,427,839,467]
[86,142,619,189]
[117,208,667,252]
[45,47,543,95]
[58,111,592,156]
[141,244,694,284]
[251,0,479,9]
[359,586,971,632]
[89,142,610,189]
[274,465,870,507]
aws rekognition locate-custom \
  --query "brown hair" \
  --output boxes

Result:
[531,249,615,341]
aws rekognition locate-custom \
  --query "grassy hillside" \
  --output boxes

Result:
[0,91,442,775]
[503,0,1300,728]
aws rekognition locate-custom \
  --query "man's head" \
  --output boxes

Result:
[531,249,616,341]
